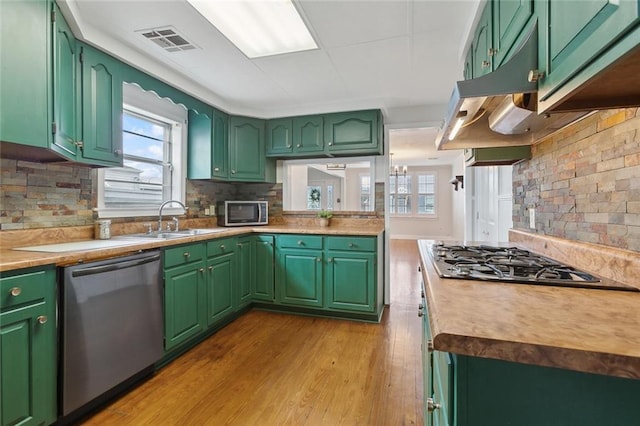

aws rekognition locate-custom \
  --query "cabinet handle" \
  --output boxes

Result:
[418,303,424,310]
[296,144,301,148]
[328,142,333,146]
[328,258,333,263]
[481,60,490,68]
[488,47,498,56]
[231,170,236,174]
[418,310,424,317]
[199,268,205,273]
[37,315,48,325]
[418,265,422,272]
[287,143,291,148]
[316,257,322,262]
[297,240,303,245]
[183,252,191,258]
[427,398,441,412]
[348,242,354,248]
[528,69,545,82]
[114,149,122,156]
[220,244,226,250]
[427,340,434,352]
[9,287,22,297]
[237,243,242,247]
[214,167,220,172]
[208,266,213,271]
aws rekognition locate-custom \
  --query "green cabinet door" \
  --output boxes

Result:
[463,46,473,80]
[0,267,57,426]
[266,118,293,155]
[325,251,375,312]
[324,110,382,155]
[206,252,235,325]
[538,0,640,111]
[472,2,493,77]
[235,237,253,309]
[187,107,213,179]
[212,109,229,179]
[79,44,123,166]
[0,0,50,148]
[277,248,323,307]
[492,0,533,68]
[228,116,265,181]
[164,263,206,351]
[253,235,275,301]
[51,3,80,159]
[293,115,324,154]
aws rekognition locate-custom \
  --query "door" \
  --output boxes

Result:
[492,0,533,68]
[236,237,253,308]
[253,235,275,301]
[472,2,493,77]
[164,264,205,351]
[325,251,375,312]
[277,249,323,307]
[206,253,235,325]
[52,4,79,158]
[80,44,123,166]
[324,110,380,154]
[293,115,324,154]
[212,109,229,179]
[228,116,265,181]
[266,118,293,155]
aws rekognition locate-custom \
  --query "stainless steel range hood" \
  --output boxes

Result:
[436,25,588,150]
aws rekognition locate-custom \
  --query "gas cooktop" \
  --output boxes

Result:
[429,243,639,292]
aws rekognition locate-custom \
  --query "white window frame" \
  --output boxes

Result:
[97,84,187,218]
[390,170,438,218]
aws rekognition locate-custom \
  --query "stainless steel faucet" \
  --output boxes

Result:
[158,200,187,232]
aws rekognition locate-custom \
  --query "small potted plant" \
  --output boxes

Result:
[317,209,333,227]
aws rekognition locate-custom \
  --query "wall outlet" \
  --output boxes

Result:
[529,207,536,229]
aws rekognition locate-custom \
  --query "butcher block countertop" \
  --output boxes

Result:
[0,219,384,272]
[417,239,640,380]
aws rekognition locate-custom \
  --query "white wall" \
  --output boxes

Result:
[389,164,455,240]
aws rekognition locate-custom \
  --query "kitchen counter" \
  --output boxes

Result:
[0,222,384,272]
[417,239,640,380]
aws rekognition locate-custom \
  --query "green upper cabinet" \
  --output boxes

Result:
[293,115,324,154]
[537,0,640,111]
[472,2,494,77]
[228,116,267,181]
[51,2,80,159]
[463,45,474,80]
[78,43,123,166]
[0,0,50,149]
[253,235,275,302]
[0,267,57,426]
[187,108,229,180]
[323,110,382,155]
[492,0,533,68]
[266,118,293,155]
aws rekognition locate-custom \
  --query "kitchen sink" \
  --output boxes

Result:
[116,228,228,240]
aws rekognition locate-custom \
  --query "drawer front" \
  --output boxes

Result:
[277,235,323,250]
[326,236,376,252]
[1,269,48,310]
[164,243,205,269]
[206,237,236,258]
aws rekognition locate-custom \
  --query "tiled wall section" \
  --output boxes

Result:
[513,108,640,251]
[0,159,93,229]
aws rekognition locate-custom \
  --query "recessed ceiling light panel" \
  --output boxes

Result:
[187,0,318,58]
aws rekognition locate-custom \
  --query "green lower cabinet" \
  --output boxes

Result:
[235,237,254,309]
[253,235,275,302]
[0,267,57,426]
[163,262,206,351]
[276,248,324,308]
[325,250,375,312]
[206,252,235,325]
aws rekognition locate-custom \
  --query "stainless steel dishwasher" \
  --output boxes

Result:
[60,250,163,417]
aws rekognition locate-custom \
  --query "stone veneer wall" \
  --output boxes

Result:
[0,160,384,230]
[513,108,640,251]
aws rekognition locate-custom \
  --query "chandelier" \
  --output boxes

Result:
[389,153,407,178]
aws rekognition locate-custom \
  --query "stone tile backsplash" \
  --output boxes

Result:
[513,108,640,251]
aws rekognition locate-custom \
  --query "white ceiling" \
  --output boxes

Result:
[60,0,479,162]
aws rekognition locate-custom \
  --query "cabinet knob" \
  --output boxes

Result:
[418,310,424,317]
[316,257,322,262]
[208,266,213,271]
[328,258,333,263]
[231,170,236,174]
[427,340,434,352]
[427,398,441,412]
[114,149,122,156]
[328,142,333,146]
[528,69,545,82]
[296,144,301,148]
[199,268,205,273]
[287,144,291,148]
[418,303,424,310]
[183,252,191,258]
[37,315,48,325]
[297,240,303,245]
[213,167,220,172]
[237,243,243,247]
[488,47,498,56]
[9,287,22,297]
[220,244,226,250]
[348,242,354,248]
[481,60,491,68]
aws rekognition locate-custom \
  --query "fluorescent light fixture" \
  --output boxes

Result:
[187,0,317,58]
[448,111,468,141]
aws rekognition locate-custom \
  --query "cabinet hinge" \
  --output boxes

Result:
[51,10,56,22]
[79,51,84,63]
[51,122,57,135]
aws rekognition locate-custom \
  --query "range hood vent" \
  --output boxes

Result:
[436,25,588,150]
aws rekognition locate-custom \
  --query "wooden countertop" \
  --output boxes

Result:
[417,239,640,380]
[0,223,384,272]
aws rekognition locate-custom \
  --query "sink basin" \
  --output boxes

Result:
[116,228,228,240]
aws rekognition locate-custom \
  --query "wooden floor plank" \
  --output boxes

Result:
[82,239,423,425]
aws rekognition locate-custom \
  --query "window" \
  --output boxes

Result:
[360,175,371,211]
[97,84,186,218]
[390,171,437,216]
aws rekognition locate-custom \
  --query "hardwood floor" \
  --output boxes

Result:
[83,239,424,425]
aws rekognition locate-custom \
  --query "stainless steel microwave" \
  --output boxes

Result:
[217,201,268,226]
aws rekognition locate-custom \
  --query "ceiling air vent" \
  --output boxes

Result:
[137,26,197,52]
